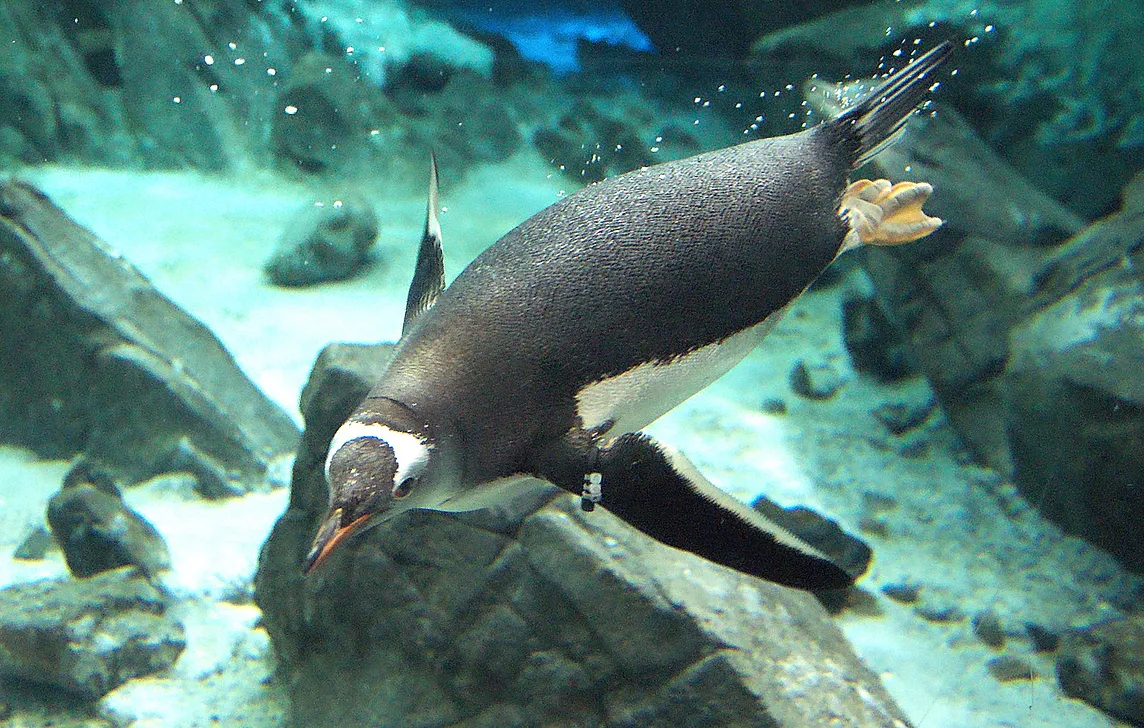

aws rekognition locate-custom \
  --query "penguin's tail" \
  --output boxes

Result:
[829,41,954,167]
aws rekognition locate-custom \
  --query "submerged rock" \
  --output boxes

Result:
[264,197,379,287]
[0,180,299,490]
[872,399,935,436]
[998,204,1144,568]
[0,0,298,171]
[533,95,705,184]
[1058,615,1144,726]
[255,342,910,726]
[988,656,1036,683]
[789,359,847,400]
[751,496,872,582]
[0,568,185,699]
[752,0,1144,220]
[799,58,1144,573]
[972,609,1006,649]
[0,0,513,181]
[751,495,872,614]
[271,52,399,176]
[47,461,171,581]
[842,294,914,382]
[12,525,53,561]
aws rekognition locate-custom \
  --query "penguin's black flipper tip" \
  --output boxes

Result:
[580,433,854,591]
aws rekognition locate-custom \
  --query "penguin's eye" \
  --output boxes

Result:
[392,478,413,499]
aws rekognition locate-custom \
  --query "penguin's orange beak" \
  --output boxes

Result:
[303,508,373,574]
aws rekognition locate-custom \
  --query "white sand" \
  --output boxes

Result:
[0,158,1132,727]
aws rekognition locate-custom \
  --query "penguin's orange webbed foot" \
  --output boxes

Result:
[839,178,942,250]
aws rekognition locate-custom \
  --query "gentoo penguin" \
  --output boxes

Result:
[305,42,953,590]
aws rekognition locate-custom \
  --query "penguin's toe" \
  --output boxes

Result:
[840,178,942,247]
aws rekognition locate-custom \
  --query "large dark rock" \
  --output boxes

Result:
[0,568,185,699]
[272,52,401,176]
[110,0,280,171]
[255,342,910,727]
[751,0,1144,220]
[264,196,379,287]
[0,2,129,166]
[0,180,299,490]
[47,462,171,581]
[1058,614,1144,727]
[0,0,302,170]
[836,94,1144,571]
[998,203,1144,568]
[0,0,518,184]
[533,95,705,184]
[852,102,1084,476]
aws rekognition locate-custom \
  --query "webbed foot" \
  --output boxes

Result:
[840,178,942,250]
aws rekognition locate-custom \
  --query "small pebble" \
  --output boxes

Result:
[760,398,787,415]
[915,602,964,623]
[872,399,934,435]
[858,517,890,538]
[987,655,1036,682]
[973,610,1006,649]
[881,582,920,604]
[1026,622,1061,653]
[861,491,898,514]
[789,360,845,400]
[13,525,53,560]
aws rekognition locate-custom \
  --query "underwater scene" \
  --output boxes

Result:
[1,0,1142,726]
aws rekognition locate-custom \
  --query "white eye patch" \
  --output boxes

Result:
[325,421,431,493]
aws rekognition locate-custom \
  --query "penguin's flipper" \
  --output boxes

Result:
[839,178,943,251]
[402,152,445,337]
[540,432,853,590]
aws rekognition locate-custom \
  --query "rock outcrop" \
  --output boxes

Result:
[0,0,514,185]
[255,342,910,727]
[0,180,299,491]
[751,0,1144,220]
[47,462,171,581]
[786,32,1144,574]
[1058,614,1144,727]
[264,196,379,287]
[0,568,184,699]
[851,110,1144,571]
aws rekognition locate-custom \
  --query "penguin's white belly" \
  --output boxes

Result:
[574,308,787,440]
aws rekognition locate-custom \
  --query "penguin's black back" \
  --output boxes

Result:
[379,129,847,473]
[444,128,846,371]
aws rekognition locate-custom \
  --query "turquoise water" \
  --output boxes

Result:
[0,1,1141,727]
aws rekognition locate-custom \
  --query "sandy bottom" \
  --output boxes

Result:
[0,159,1134,727]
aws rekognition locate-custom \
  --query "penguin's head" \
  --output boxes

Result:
[304,407,452,574]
